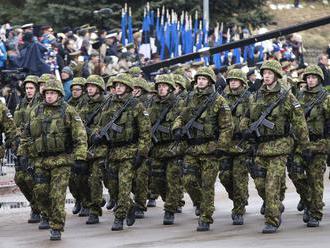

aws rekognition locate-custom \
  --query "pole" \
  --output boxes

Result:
[203,0,209,26]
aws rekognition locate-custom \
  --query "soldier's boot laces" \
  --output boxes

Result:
[38,218,50,230]
[195,207,201,217]
[78,207,89,217]
[147,199,157,208]
[303,208,310,223]
[262,224,278,234]
[175,207,182,214]
[50,229,61,241]
[106,199,116,210]
[260,202,265,215]
[135,208,145,219]
[232,214,244,225]
[126,206,136,226]
[86,214,99,224]
[307,217,319,227]
[72,201,81,215]
[28,211,41,223]
[297,200,304,212]
[163,211,175,225]
[111,218,124,231]
[196,220,210,232]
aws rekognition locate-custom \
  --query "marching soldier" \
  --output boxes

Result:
[67,77,87,108]
[172,66,234,231]
[17,78,87,240]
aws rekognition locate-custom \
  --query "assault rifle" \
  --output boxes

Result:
[304,89,328,118]
[236,88,290,150]
[84,95,112,128]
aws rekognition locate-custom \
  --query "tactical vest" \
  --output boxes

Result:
[29,102,72,156]
[250,88,290,139]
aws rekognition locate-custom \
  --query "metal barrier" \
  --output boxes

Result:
[0,149,16,176]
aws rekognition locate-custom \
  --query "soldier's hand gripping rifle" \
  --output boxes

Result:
[236,88,290,151]
[303,89,328,118]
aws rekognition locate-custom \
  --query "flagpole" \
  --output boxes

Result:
[203,0,209,26]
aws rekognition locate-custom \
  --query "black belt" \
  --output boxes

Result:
[309,134,323,142]
[38,151,66,157]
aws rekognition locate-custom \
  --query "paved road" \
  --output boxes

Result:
[1,171,330,248]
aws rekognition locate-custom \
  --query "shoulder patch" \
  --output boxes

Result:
[143,110,149,116]
[293,100,301,109]
[6,111,13,119]
[74,115,82,121]
[223,104,230,111]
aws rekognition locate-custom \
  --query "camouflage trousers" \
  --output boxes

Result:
[149,157,183,213]
[69,170,91,209]
[107,159,134,220]
[288,154,327,220]
[253,155,287,227]
[218,155,249,215]
[183,155,219,224]
[88,158,108,216]
[33,166,70,231]
[14,170,40,214]
[132,160,149,211]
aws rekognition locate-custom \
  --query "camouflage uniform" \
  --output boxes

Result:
[242,60,309,231]
[172,67,234,229]
[93,73,151,228]
[67,77,87,108]
[18,79,87,235]
[289,65,330,225]
[148,74,185,222]
[219,69,250,221]
[14,75,41,220]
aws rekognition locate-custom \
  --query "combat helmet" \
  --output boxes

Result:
[23,75,39,87]
[86,74,105,91]
[112,73,134,90]
[194,66,216,84]
[226,69,248,85]
[43,78,65,96]
[173,74,188,90]
[303,64,324,82]
[132,77,150,92]
[71,77,87,89]
[260,60,283,79]
[128,66,143,77]
[38,73,55,84]
[155,74,176,90]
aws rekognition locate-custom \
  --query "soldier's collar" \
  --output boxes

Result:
[260,81,281,93]
[306,84,323,94]
[195,85,214,95]
[227,86,245,96]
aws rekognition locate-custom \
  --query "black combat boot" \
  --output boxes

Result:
[297,199,304,212]
[196,220,210,231]
[307,217,319,227]
[49,229,61,241]
[72,201,81,215]
[195,206,201,216]
[111,218,124,231]
[135,208,145,219]
[280,203,285,213]
[175,207,182,213]
[78,207,89,217]
[303,208,310,223]
[86,214,99,224]
[106,199,116,210]
[28,211,41,223]
[147,199,156,207]
[232,214,244,225]
[126,206,136,226]
[262,223,278,234]
[260,202,265,215]
[38,217,50,230]
[163,211,175,225]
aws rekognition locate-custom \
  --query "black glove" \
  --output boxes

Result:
[73,160,89,175]
[90,132,104,145]
[133,152,145,169]
[173,128,183,141]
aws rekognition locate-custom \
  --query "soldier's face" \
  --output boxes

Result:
[133,87,142,97]
[306,75,319,89]
[71,85,83,98]
[25,83,37,99]
[157,83,170,97]
[86,84,99,97]
[196,76,210,89]
[115,82,128,96]
[39,83,45,94]
[45,90,60,104]
[262,70,276,85]
[229,79,242,90]
[174,83,182,95]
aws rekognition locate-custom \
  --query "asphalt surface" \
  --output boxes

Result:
[1,170,330,248]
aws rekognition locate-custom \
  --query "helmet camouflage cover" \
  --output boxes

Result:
[226,69,247,85]
[112,73,134,90]
[173,74,188,90]
[38,73,55,84]
[155,74,176,89]
[194,66,216,84]
[86,74,105,91]
[132,77,150,92]
[303,64,324,82]
[71,77,87,88]
[260,60,283,79]
[43,78,65,96]
[23,75,39,86]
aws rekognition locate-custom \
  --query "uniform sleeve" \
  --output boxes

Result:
[287,93,309,148]
[136,103,152,157]
[239,94,253,131]
[215,96,234,151]
[68,106,88,160]
[1,104,17,148]
[324,96,330,151]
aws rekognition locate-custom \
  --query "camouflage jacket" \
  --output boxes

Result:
[14,95,39,135]
[172,86,234,156]
[0,102,16,157]
[18,99,88,167]
[95,94,151,161]
[298,84,330,154]
[241,81,309,156]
